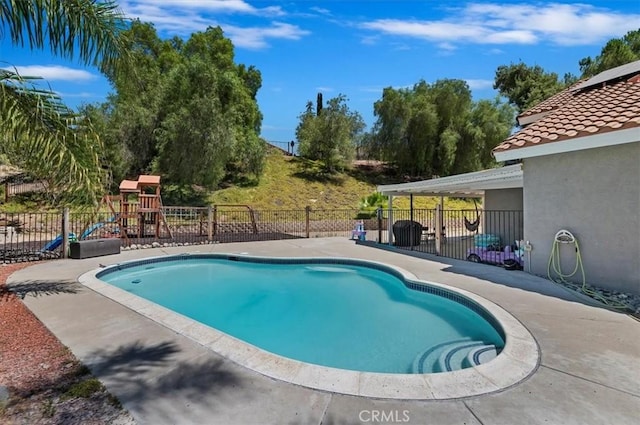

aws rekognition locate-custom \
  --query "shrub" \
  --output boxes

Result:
[357,191,388,219]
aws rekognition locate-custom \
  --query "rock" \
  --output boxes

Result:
[130,244,137,250]
[0,385,9,406]
[151,242,161,248]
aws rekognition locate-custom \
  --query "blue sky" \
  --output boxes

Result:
[2,1,639,144]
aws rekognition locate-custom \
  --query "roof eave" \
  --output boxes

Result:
[494,127,640,162]
[377,164,523,196]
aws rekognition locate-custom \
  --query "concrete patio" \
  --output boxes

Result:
[8,238,640,425]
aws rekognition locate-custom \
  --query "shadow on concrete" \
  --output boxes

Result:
[89,341,181,377]
[358,241,625,312]
[5,279,80,299]
[86,341,244,415]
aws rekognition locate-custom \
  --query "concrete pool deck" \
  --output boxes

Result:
[8,238,640,425]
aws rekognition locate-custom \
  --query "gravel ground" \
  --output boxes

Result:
[0,263,135,425]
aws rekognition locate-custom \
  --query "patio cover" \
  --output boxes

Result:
[377,164,523,197]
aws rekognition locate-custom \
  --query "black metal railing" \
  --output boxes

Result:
[0,211,64,262]
[385,208,524,263]
[1,206,522,265]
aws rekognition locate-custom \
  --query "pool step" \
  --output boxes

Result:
[412,339,499,373]
[463,345,498,369]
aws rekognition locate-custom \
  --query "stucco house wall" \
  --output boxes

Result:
[484,188,524,245]
[523,142,640,295]
[484,188,523,210]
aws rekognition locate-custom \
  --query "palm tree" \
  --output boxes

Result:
[0,0,127,204]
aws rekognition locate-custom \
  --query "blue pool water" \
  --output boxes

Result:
[99,256,504,373]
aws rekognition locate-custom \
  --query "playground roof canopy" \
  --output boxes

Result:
[377,164,523,197]
[138,175,161,186]
[119,180,139,192]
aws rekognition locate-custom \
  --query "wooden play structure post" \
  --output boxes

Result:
[118,179,139,240]
[99,175,172,243]
[136,175,163,239]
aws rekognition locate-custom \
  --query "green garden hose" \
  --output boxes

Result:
[547,230,631,311]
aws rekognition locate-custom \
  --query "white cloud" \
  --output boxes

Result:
[316,86,334,92]
[465,79,495,90]
[437,42,457,52]
[120,1,303,48]
[358,86,384,94]
[122,0,284,17]
[361,20,489,42]
[226,22,310,49]
[360,35,379,45]
[7,65,96,81]
[309,6,331,16]
[56,91,98,98]
[360,2,639,47]
[487,48,505,55]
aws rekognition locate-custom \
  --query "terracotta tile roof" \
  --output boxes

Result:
[494,72,640,154]
[517,79,586,122]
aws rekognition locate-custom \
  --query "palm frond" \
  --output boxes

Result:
[0,0,128,69]
[0,68,104,204]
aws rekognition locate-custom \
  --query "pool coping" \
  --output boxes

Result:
[79,253,540,400]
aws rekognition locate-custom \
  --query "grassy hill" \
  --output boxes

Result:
[0,147,476,212]
[209,147,475,211]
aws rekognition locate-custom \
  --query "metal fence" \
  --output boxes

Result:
[0,211,63,262]
[4,181,47,201]
[0,207,368,262]
[384,208,524,263]
[0,206,523,265]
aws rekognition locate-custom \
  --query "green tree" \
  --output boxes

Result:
[579,30,640,77]
[296,94,364,172]
[0,0,127,204]
[470,97,515,167]
[106,21,174,176]
[431,79,473,175]
[493,62,566,114]
[371,79,513,177]
[154,59,234,187]
[77,101,130,191]
[371,81,439,176]
[102,22,265,189]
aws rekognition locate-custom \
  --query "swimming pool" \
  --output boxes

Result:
[97,254,504,374]
[83,252,540,399]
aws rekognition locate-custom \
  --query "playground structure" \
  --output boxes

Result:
[99,175,172,242]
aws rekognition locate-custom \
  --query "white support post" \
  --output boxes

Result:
[435,203,442,256]
[481,194,485,234]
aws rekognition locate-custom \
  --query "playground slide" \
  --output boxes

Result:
[80,217,116,240]
[42,217,116,252]
[42,232,77,252]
